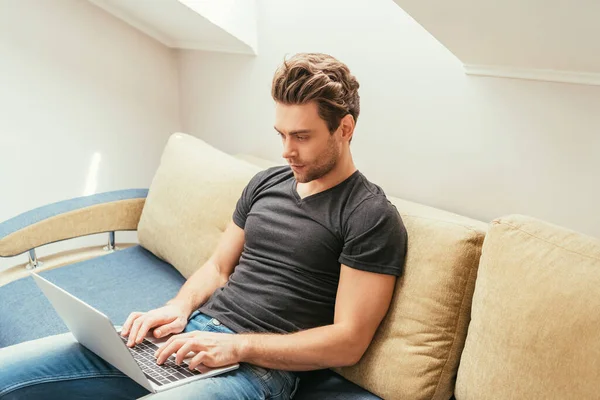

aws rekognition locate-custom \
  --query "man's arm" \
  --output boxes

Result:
[237,264,396,370]
[168,220,246,316]
[122,220,245,344]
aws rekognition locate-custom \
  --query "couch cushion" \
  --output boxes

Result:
[455,215,600,399]
[138,133,261,278]
[0,246,185,348]
[335,197,487,400]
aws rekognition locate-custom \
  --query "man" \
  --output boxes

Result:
[0,53,407,399]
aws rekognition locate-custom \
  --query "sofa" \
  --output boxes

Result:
[1,132,599,399]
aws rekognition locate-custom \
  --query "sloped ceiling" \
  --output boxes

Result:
[393,0,600,85]
[88,0,257,55]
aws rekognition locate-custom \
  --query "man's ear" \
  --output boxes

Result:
[339,114,355,142]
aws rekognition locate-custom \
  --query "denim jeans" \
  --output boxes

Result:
[0,312,299,399]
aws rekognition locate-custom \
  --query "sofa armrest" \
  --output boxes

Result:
[0,189,148,257]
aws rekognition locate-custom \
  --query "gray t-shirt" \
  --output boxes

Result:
[198,166,407,334]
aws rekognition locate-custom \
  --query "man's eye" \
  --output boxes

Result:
[297,136,307,141]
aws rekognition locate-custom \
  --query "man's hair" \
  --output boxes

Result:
[271,53,360,133]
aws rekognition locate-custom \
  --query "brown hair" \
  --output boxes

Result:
[271,53,360,133]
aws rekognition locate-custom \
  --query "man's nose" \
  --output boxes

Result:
[281,139,297,159]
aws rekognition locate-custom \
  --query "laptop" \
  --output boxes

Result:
[31,272,239,394]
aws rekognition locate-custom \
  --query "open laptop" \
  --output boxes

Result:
[31,272,239,394]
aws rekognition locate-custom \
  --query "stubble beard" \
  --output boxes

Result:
[293,137,339,183]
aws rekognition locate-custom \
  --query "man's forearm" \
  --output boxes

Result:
[167,261,227,316]
[238,323,362,371]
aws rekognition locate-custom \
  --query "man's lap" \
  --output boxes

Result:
[0,313,298,399]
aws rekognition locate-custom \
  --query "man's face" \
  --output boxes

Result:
[274,102,341,183]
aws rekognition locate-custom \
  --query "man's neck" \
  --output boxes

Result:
[296,152,356,199]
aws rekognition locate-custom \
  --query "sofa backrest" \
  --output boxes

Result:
[139,133,488,400]
[138,133,261,278]
[455,215,600,399]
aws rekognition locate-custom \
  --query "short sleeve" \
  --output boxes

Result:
[339,196,408,276]
[232,170,267,229]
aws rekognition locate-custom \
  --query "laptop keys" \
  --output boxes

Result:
[118,335,202,386]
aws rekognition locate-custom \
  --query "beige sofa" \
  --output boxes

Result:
[1,132,599,399]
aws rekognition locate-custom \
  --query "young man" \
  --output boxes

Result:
[0,53,407,399]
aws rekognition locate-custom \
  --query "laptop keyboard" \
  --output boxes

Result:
[119,335,202,386]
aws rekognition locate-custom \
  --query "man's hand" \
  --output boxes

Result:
[121,304,189,347]
[154,331,245,370]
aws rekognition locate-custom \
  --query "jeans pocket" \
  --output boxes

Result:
[289,375,300,399]
[247,363,271,379]
[268,370,299,400]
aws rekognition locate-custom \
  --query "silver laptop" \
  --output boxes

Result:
[31,272,239,394]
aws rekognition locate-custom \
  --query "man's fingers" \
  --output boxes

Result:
[155,336,181,362]
[154,333,195,360]
[122,305,188,345]
[156,338,188,365]
[188,351,209,370]
[154,332,194,356]
[175,341,195,365]
[134,316,162,344]
[121,312,143,336]
[154,319,184,339]
[127,316,147,346]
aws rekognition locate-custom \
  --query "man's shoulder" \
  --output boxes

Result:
[255,165,293,182]
[340,173,403,228]
[344,172,391,212]
[355,172,386,196]
[248,165,293,193]
[263,164,293,176]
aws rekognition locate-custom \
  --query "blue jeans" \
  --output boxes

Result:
[0,312,299,399]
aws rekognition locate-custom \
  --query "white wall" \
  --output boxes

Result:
[0,0,181,270]
[179,0,600,238]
